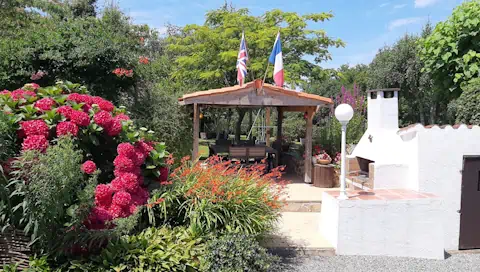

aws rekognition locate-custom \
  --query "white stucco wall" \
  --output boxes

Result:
[373,164,409,189]
[404,125,480,250]
[321,193,445,259]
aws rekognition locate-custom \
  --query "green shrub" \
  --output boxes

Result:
[70,227,204,272]
[201,233,281,272]
[455,78,480,125]
[4,137,98,253]
[313,113,365,155]
[282,113,306,142]
[147,158,286,236]
[0,112,17,162]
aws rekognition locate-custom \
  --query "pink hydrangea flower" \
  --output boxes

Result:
[112,191,132,207]
[114,113,130,122]
[57,105,74,118]
[105,119,122,136]
[82,160,97,174]
[108,204,125,219]
[117,143,136,158]
[94,111,112,127]
[159,167,169,182]
[22,135,49,152]
[34,98,56,111]
[94,184,112,208]
[20,120,49,138]
[92,96,114,112]
[70,110,90,127]
[113,155,135,172]
[56,121,79,137]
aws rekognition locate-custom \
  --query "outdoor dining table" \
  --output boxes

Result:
[209,144,279,167]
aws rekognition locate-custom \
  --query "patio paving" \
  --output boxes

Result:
[262,212,334,256]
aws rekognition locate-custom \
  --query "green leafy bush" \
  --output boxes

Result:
[3,137,98,253]
[313,113,365,155]
[0,112,17,162]
[282,113,306,142]
[454,78,480,125]
[69,227,204,272]
[420,0,480,93]
[147,157,286,235]
[201,233,281,272]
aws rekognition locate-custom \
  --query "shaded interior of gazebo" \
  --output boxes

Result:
[179,79,332,183]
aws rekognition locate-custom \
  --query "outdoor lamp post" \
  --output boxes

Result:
[335,104,354,200]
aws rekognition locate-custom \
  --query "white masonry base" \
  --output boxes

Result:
[320,190,445,260]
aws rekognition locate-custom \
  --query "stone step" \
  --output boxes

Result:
[282,200,322,212]
[262,212,335,257]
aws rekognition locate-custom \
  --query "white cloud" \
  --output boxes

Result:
[388,17,425,30]
[415,0,440,8]
[379,2,390,7]
[394,4,408,9]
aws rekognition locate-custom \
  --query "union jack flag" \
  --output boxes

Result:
[236,32,248,86]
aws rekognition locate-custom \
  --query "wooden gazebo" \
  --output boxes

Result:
[179,79,332,183]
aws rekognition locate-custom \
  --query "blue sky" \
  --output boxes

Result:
[113,0,465,69]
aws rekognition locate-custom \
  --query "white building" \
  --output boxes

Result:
[322,88,480,259]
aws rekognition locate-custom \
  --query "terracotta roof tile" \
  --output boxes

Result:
[179,80,333,104]
[398,123,474,132]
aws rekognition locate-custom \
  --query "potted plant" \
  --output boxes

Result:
[315,151,332,165]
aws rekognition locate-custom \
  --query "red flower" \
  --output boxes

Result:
[56,121,79,137]
[21,120,49,138]
[133,151,146,166]
[124,69,133,77]
[114,167,141,178]
[95,184,112,207]
[34,98,56,111]
[22,135,49,152]
[135,140,154,156]
[117,143,136,158]
[0,90,11,96]
[12,89,36,101]
[92,96,114,112]
[81,160,97,174]
[105,119,122,136]
[70,110,90,127]
[114,113,130,122]
[113,155,135,172]
[90,207,111,223]
[112,191,131,207]
[82,104,91,113]
[130,187,149,206]
[108,204,126,218]
[139,56,149,64]
[94,111,112,127]
[57,105,74,118]
[159,167,168,182]
[120,173,141,192]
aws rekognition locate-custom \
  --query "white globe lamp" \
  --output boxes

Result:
[334,104,354,200]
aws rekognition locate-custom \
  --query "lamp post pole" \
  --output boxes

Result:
[338,123,348,200]
[334,103,353,200]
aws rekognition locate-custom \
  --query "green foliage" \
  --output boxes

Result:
[314,113,365,155]
[454,78,480,125]
[5,137,98,253]
[369,27,437,125]
[201,233,281,272]
[420,0,480,93]
[69,227,204,272]
[282,113,305,142]
[0,112,17,162]
[167,5,344,89]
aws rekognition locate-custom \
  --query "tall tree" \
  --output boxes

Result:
[420,0,480,95]
[368,25,436,125]
[166,5,344,136]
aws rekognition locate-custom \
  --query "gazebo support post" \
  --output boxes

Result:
[304,108,315,184]
[276,107,283,141]
[192,103,200,160]
[265,107,271,145]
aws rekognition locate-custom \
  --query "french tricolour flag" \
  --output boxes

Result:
[268,32,284,87]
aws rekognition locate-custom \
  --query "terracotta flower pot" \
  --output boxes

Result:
[318,159,331,165]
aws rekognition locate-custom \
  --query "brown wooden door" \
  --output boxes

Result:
[459,156,480,249]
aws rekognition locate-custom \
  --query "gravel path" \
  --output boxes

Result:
[279,253,480,272]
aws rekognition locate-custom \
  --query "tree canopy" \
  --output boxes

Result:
[166,5,345,90]
[420,0,480,94]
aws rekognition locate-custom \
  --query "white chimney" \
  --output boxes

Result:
[367,89,400,130]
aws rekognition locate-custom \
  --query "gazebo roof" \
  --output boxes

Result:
[179,79,332,110]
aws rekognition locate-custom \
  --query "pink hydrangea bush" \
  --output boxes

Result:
[0,82,170,231]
